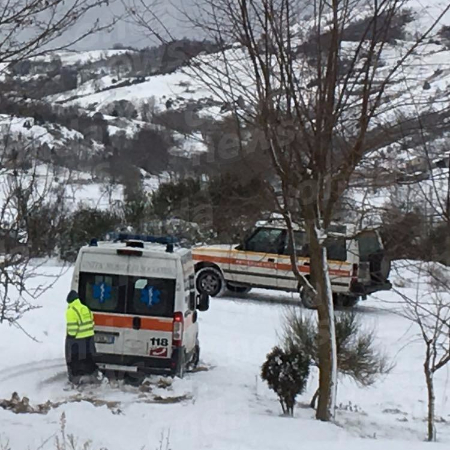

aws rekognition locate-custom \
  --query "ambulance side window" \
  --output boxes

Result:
[79,273,126,313]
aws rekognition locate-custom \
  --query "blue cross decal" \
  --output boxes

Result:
[93,282,112,303]
[140,286,161,307]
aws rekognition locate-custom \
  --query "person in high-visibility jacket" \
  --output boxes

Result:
[65,290,97,383]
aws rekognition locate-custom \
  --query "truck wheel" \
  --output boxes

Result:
[334,294,359,308]
[301,288,317,309]
[226,283,252,294]
[196,267,223,297]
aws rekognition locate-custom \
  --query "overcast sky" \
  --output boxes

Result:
[68,0,200,50]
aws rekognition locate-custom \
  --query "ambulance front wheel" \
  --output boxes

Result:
[196,267,224,297]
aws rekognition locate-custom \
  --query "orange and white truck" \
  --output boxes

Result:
[192,219,391,308]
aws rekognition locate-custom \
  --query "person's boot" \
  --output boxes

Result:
[68,373,81,387]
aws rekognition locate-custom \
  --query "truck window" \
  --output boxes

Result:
[79,273,127,313]
[246,228,285,254]
[284,231,309,257]
[284,232,347,261]
[325,237,347,261]
[357,231,382,261]
[127,277,175,318]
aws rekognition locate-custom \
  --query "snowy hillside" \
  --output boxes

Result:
[0,0,448,213]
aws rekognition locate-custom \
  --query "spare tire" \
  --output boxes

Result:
[369,251,391,283]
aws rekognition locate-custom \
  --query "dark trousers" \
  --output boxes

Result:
[65,336,97,379]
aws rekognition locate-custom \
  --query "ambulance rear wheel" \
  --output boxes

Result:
[196,267,223,297]
[191,344,200,369]
[176,350,186,379]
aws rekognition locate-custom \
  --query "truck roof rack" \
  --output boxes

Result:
[105,232,179,245]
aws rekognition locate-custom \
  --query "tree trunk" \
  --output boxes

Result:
[309,226,338,421]
[425,363,436,441]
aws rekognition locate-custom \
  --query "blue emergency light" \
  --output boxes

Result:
[105,232,179,245]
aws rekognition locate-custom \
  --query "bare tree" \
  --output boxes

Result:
[129,0,450,421]
[0,0,115,331]
[396,263,450,442]
[391,98,450,442]
[0,0,113,66]
[0,161,68,333]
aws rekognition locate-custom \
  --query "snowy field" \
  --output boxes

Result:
[0,263,449,449]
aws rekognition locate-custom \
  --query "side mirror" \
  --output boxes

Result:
[197,292,210,312]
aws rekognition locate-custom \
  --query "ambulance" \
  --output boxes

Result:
[193,218,391,308]
[71,233,209,379]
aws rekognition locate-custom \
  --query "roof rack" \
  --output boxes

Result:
[105,232,179,245]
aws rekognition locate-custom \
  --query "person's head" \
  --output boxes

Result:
[66,290,79,304]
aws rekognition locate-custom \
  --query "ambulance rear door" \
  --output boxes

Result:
[122,276,175,360]
[79,272,128,358]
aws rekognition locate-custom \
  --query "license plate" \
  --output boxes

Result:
[95,334,115,344]
[98,363,138,372]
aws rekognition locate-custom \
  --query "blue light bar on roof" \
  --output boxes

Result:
[105,232,178,245]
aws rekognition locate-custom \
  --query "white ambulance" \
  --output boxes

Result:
[193,219,391,308]
[71,233,209,379]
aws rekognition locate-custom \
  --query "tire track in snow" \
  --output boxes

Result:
[0,358,66,383]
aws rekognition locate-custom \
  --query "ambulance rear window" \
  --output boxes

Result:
[127,277,175,318]
[79,273,127,313]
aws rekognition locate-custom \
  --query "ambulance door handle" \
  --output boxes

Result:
[132,317,141,330]
[268,258,275,263]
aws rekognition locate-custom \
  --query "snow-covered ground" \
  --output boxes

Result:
[0,262,449,449]
[65,71,211,112]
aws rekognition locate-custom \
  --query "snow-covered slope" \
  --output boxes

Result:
[32,49,136,67]
[0,0,449,215]
[0,261,449,449]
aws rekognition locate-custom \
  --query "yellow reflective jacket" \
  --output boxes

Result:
[66,299,95,339]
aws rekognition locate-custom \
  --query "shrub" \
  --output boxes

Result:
[261,346,310,416]
[438,25,450,48]
[122,176,151,231]
[149,175,271,242]
[283,311,391,408]
[342,9,414,43]
[59,207,122,262]
[129,127,173,175]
